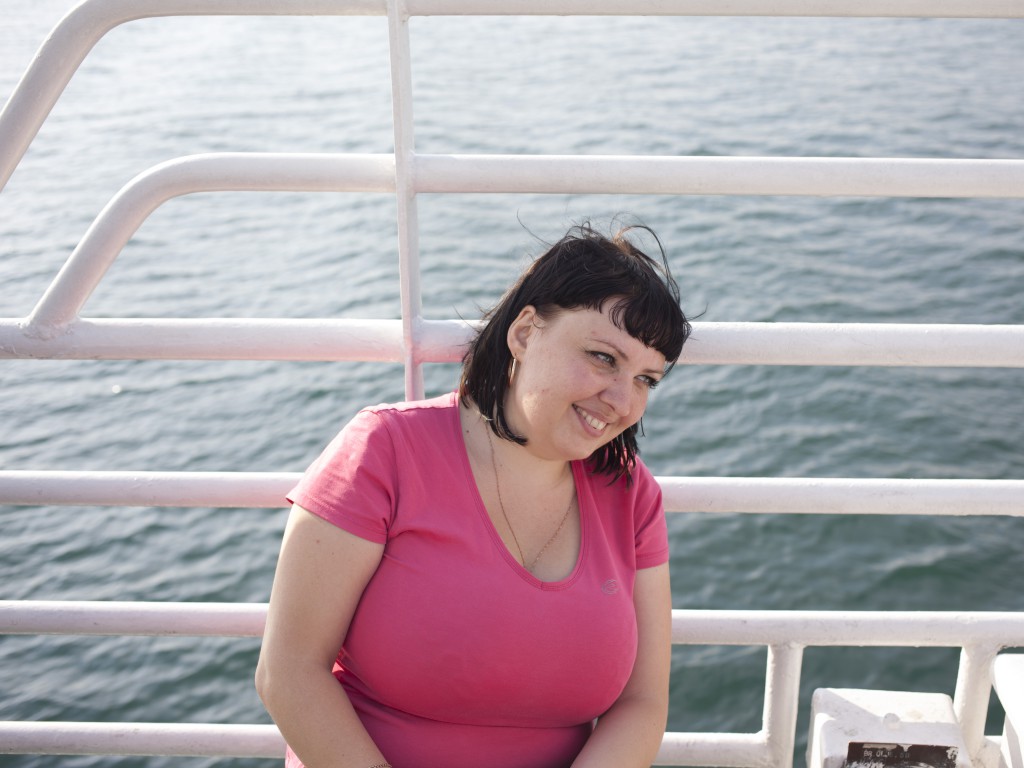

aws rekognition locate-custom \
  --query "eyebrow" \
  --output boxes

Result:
[594,337,667,377]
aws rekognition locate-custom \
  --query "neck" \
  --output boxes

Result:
[461,400,570,489]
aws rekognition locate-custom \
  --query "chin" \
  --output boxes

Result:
[576,436,617,461]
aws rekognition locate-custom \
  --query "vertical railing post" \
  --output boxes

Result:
[762,643,804,768]
[953,643,999,764]
[386,0,424,400]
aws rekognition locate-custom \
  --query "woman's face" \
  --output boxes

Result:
[504,300,667,463]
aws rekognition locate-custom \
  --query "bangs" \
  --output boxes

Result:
[608,290,688,365]
[531,225,690,365]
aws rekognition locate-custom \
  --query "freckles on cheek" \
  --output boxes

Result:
[533,383,556,398]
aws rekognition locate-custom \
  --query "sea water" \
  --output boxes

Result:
[1,2,1023,765]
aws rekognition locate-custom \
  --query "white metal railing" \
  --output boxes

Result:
[0,478,1021,768]
[2,472,1024,517]
[2,0,1023,766]
[14,152,1024,335]
[1,603,1022,766]
[6,0,1024,194]
[4,318,1024,366]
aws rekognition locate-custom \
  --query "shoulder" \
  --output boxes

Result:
[287,393,460,539]
[339,391,464,470]
[581,455,661,505]
[377,392,457,415]
[355,391,459,439]
[581,456,667,564]
[359,391,457,421]
[297,393,458,477]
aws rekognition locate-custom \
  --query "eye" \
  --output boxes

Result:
[637,375,661,390]
[589,350,615,366]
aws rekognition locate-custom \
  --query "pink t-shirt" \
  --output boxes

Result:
[286,393,669,768]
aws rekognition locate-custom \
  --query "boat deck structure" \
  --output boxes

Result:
[1,1,1023,766]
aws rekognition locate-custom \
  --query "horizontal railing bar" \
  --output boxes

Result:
[4,602,1024,647]
[659,477,1024,517]
[22,154,395,334]
[673,610,1024,647]
[678,322,1024,368]
[407,0,1024,18]
[1,472,1020,515]
[424,319,1024,368]
[415,154,1024,198]
[0,601,266,637]
[0,722,773,762]
[0,723,778,762]
[0,471,299,507]
[0,318,404,361]
[5,319,1021,367]
[0,721,284,758]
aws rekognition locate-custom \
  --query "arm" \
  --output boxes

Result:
[256,504,389,767]
[571,562,672,768]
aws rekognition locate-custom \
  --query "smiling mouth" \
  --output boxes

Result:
[574,405,608,432]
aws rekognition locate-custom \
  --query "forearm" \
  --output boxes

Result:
[570,693,668,768]
[571,563,672,768]
[257,659,387,768]
[258,506,390,767]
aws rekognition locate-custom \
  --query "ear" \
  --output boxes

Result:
[507,305,539,359]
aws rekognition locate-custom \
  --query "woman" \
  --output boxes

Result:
[256,221,692,768]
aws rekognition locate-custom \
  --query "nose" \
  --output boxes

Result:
[601,374,643,418]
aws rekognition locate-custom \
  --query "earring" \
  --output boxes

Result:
[508,357,518,387]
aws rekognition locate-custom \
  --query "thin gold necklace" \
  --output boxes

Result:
[485,426,575,573]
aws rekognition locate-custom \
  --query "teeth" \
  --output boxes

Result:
[576,406,607,431]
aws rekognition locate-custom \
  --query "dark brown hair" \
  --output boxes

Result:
[459,221,691,481]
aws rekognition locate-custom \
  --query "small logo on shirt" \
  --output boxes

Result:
[601,579,619,595]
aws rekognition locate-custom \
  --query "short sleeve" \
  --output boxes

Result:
[631,461,670,569]
[286,409,397,544]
